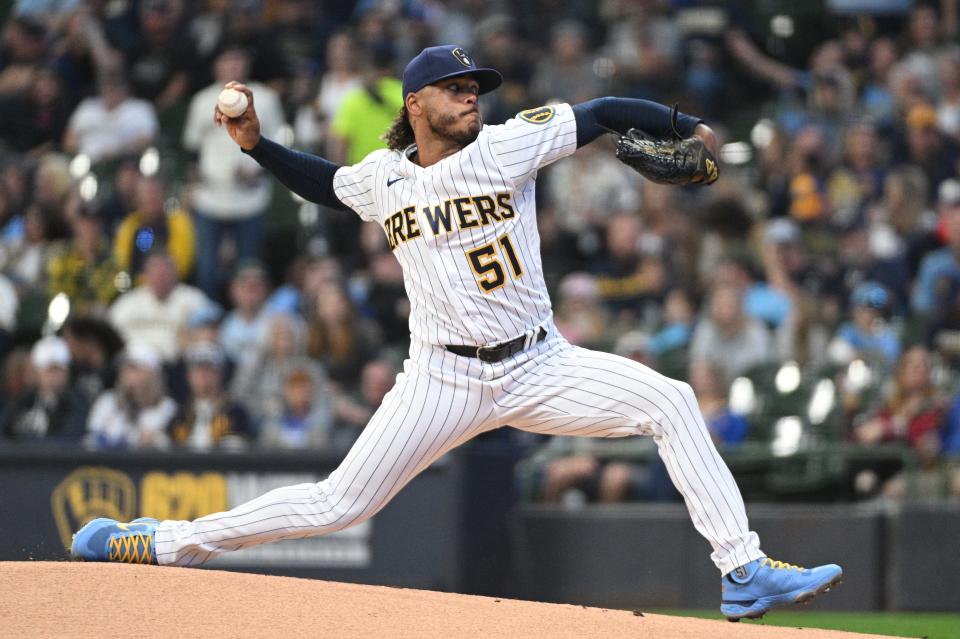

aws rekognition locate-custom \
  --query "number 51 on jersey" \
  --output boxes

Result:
[466,233,523,293]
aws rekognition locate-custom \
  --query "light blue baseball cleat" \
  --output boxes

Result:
[720,557,842,621]
[71,517,160,565]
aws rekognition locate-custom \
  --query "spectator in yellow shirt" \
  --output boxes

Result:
[328,46,403,165]
[47,198,122,316]
[113,175,195,282]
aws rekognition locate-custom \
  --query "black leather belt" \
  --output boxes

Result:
[445,327,548,363]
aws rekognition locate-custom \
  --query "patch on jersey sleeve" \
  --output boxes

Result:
[518,106,555,124]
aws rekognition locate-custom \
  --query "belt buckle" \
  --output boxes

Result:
[476,345,502,363]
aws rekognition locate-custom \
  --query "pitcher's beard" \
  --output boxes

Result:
[427,110,481,147]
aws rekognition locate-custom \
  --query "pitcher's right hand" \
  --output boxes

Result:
[215,81,261,151]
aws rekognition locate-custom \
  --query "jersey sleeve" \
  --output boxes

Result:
[485,102,578,186]
[331,150,389,222]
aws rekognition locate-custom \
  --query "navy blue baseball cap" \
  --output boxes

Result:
[401,45,502,98]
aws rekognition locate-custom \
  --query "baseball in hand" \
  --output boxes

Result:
[217,88,248,118]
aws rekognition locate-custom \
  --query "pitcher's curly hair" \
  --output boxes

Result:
[384,106,415,151]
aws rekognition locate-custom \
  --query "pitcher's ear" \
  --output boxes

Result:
[406,92,422,117]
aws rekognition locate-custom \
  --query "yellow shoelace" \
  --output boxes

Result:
[762,558,803,572]
[108,532,155,564]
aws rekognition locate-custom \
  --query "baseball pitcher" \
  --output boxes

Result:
[72,45,841,621]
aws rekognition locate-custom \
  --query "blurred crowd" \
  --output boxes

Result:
[0,0,959,500]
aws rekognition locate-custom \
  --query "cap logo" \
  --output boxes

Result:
[452,47,472,67]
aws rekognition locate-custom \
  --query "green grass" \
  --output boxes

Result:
[652,610,960,638]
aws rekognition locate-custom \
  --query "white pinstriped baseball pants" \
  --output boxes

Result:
[154,326,764,574]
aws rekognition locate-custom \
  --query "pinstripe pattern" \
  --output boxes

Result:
[491,337,763,574]
[155,332,763,574]
[153,102,764,576]
[155,345,497,566]
[329,104,577,346]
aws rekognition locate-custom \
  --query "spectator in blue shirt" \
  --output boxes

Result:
[219,260,272,366]
[648,287,695,357]
[832,282,901,368]
[689,359,750,446]
[912,201,960,315]
[943,393,960,456]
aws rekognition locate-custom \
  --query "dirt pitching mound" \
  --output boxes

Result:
[0,562,888,638]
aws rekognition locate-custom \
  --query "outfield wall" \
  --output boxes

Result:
[0,445,957,611]
[512,504,884,610]
[0,445,464,590]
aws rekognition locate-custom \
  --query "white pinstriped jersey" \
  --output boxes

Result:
[332,103,578,347]
[157,105,765,577]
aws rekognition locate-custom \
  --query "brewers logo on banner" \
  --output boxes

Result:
[51,466,136,549]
